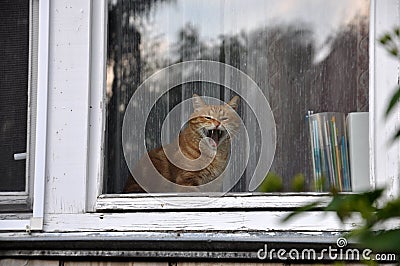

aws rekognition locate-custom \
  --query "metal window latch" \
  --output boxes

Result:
[14,152,27,161]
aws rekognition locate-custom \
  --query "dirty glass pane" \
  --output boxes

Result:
[105,0,369,193]
[0,0,30,192]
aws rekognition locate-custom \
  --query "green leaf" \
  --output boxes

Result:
[390,47,399,56]
[376,197,400,221]
[291,173,306,192]
[379,33,392,45]
[395,27,400,37]
[284,189,384,224]
[282,201,322,222]
[324,189,383,223]
[385,86,400,117]
[393,129,400,141]
[357,229,400,252]
[257,172,283,192]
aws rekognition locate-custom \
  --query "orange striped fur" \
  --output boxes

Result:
[123,94,240,193]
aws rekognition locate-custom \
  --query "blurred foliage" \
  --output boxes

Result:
[291,173,307,192]
[258,172,284,192]
[284,28,400,254]
[285,188,400,253]
[380,27,400,141]
[258,173,309,193]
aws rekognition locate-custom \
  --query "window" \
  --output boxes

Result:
[104,0,370,194]
[87,0,397,218]
[0,0,30,194]
[0,0,48,231]
[0,0,33,213]
[1,0,400,258]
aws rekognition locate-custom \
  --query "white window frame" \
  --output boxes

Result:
[2,0,399,236]
[0,0,49,231]
[69,0,397,232]
[90,0,397,209]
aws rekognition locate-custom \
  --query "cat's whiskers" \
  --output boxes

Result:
[227,128,239,136]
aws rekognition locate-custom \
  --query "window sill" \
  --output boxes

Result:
[96,192,333,212]
[41,211,357,233]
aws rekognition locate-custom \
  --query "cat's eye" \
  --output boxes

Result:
[220,117,228,121]
[204,116,212,120]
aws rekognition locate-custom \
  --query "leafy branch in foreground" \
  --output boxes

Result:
[380,27,400,141]
[285,28,400,253]
[284,189,400,252]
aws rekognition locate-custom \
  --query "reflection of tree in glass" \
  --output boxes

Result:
[219,34,248,70]
[176,23,205,62]
[106,0,172,193]
[105,1,369,193]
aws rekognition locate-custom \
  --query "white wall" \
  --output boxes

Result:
[371,0,400,200]
[45,0,91,215]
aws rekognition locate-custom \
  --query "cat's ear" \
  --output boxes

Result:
[192,94,206,111]
[227,96,239,110]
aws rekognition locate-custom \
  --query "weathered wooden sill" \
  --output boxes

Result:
[96,192,334,212]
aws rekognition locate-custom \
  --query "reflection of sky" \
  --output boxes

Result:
[141,0,368,60]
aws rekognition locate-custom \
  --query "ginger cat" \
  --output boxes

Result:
[123,94,240,193]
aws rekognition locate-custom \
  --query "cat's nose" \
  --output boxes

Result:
[214,121,221,128]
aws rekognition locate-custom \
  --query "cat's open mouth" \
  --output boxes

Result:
[203,128,226,147]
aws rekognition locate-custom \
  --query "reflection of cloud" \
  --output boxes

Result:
[155,0,367,38]
[313,40,334,64]
[141,0,369,62]
[269,0,368,46]
[218,0,368,51]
